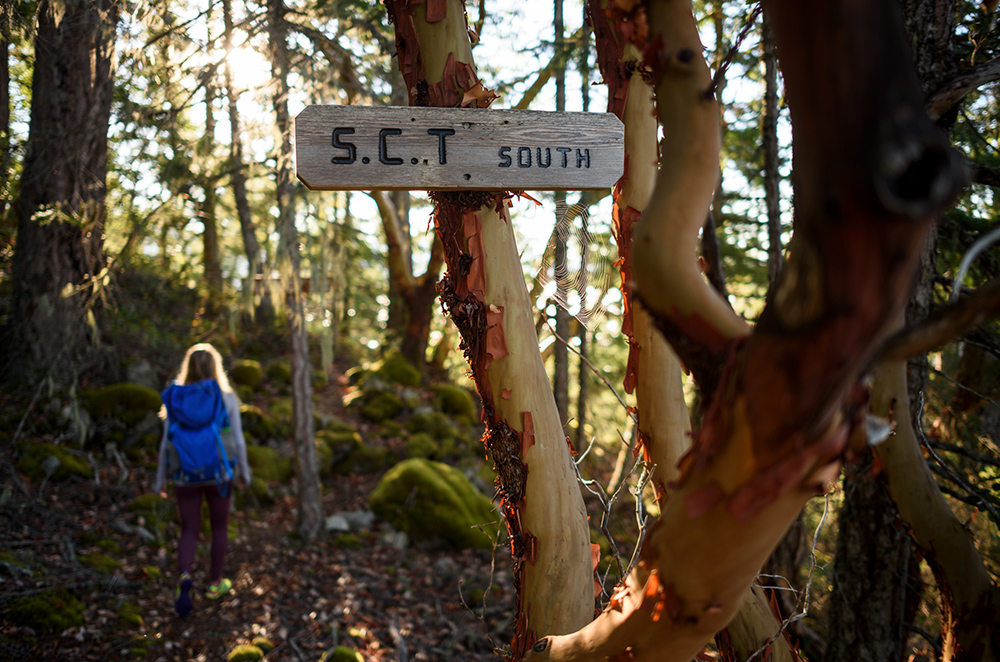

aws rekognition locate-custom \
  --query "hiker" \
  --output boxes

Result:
[154,343,251,617]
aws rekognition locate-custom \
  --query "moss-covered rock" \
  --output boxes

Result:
[117,600,143,628]
[360,391,403,422]
[127,493,174,542]
[84,383,162,427]
[3,589,85,633]
[251,636,274,653]
[334,533,363,550]
[432,384,479,425]
[268,396,293,422]
[369,458,495,549]
[404,432,437,459]
[317,430,363,467]
[315,436,334,474]
[248,475,274,503]
[246,445,293,482]
[407,410,458,440]
[265,361,292,386]
[227,644,264,661]
[321,417,357,434]
[79,552,122,574]
[371,351,421,387]
[239,404,279,441]
[380,420,405,439]
[336,442,390,475]
[230,360,263,390]
[321,646,364,662]
[17,442,93,482]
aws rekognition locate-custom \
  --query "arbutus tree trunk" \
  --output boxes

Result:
[383,0,595,651]
[4,0,119,385]
[269,0,323,542]
[525,0,964,660]
[590,3,796,659]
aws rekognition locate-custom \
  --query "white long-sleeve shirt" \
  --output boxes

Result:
[155,390,251,492]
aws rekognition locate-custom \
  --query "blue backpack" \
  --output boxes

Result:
[162,379,235,492]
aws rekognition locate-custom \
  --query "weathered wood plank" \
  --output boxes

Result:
[294,105,625,191]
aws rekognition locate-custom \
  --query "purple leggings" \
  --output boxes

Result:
[175,483,231,582]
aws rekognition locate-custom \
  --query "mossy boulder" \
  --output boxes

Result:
[371,351,421,387]
[248,475,274,503]
[240,404,279,441]
[321,646,364,662]
[321,417,357,434]
[227,644,264,662]
[265,361,292,386]
[334,439,390,475]
[315,437,334,474]
[334,533,363,550]
[79,552,122,574]
[246,445,293,482]
[360,391,403,422]
[432,384,478,425]
[316,430,362,467]
[369,458,495,550]
[407,410,458,439]
[404,432,439,459]
[84,382,162,427]
[230,360,263,390]
[17,442,93,482]
[117,600,143,628]
[251,636,274,653]
[4,589,85,633]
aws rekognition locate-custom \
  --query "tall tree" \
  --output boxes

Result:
[552,0,571,428]
[268,0,323,542]
[4,0,120,384]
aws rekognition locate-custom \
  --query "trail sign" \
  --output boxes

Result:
[294,106,624,191]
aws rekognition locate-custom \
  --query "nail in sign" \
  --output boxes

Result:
[294,105,625,191]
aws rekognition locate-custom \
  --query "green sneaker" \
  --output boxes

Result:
[205,578,232,600]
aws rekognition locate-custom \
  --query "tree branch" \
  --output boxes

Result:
[874,276,1000,363]
[927,57,1000,120]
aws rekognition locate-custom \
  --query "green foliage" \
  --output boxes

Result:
[245,445,293,482]
[360,391,403,422]
[17,442,93,482]
[230,360,263,390]
[431,383,478,425]
[4,589,85,633]
[79,552,123,574]
[227,644,264,662]
[83,383,162,427]
[321,645,364,662]
[369,458,495,550]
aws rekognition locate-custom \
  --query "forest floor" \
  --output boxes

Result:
[0,377,517,662]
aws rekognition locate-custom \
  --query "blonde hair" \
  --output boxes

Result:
[176,343,234,393]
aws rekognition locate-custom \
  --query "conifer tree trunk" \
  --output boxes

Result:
[269,0,323,542]
[1,5,10,219]
[201,68,223,305]
[5,0,119,384]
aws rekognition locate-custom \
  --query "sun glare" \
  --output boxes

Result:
[224,46,273,93]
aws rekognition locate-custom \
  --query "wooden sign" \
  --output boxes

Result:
[294,105,624,191]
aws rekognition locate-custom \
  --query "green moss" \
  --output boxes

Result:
[4,589,85,633]
[84,383,162,427]
[334,533,363,550]
[269,396,293,421]
[240,404,278,440]
[17,442,93,482]
[97,539,121,555]
[369,458,495,549]
[322,417,356,434]
[141,565,162,580]
[127,493,174,542]
[246,445,293,483]
[265,361,292,385]
[230,360,263,389]
[249,475,274,503]
[321,645,364,662]
[360,391,403,422]
[335,441,390,475]
[432,384,479,424]
[407,410,458,439]
[117,600,143,628]
[227,644,265,661]
[372,351,421,387]
[251,636,274,653]
[380,420,405,439]
[315,436,334,474]
[79,552,123,574]
[404,432,437,459]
